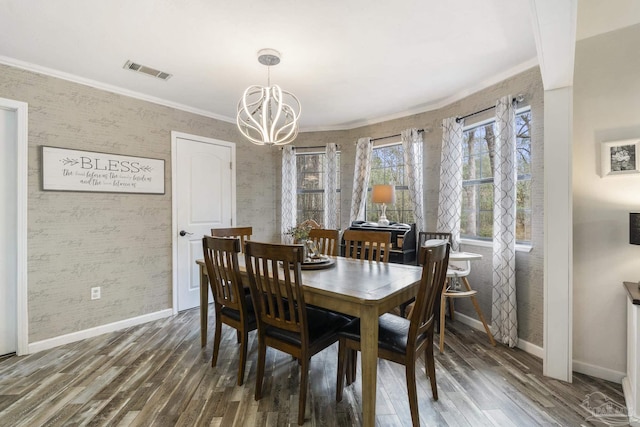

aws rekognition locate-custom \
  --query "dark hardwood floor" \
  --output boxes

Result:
[0,307,628,426]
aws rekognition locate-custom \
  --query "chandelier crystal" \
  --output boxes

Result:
[237,49,301,146]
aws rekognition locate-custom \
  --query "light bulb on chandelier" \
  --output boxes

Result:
[236,49,301,146]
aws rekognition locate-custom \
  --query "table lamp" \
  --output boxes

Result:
[372,184,395,226]
[631,213,640,245]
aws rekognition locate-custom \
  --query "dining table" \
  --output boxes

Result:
[195,255,423,427]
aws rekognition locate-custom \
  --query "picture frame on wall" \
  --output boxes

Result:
[601,139,640,177]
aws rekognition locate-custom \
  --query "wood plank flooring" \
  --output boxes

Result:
[0,307,628,426]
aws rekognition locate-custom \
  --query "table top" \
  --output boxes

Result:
[298,256,422,304]
[198,256,423,313]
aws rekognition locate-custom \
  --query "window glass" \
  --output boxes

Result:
[461,109,532,242]
[366,144,415,224]
[296,152,340,226]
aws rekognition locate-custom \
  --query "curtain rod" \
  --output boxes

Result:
[280,144,341,150]
[369,128,424,143]
[455,94,525,123]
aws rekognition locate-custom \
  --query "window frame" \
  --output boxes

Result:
[295,150,340,226]
[365,141,415,225]
[459,106,532,248]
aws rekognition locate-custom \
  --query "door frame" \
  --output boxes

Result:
[1,97,28,356]
[170,131,236,314]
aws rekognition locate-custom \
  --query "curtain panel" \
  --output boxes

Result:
[436,117,464,251]
[324,143,339,229]
[281,146,297,244]
[349,137,373,223]
[401,128,425,235]
[491,95,518,347]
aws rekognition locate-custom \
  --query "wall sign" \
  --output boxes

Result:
[42,146,165,194]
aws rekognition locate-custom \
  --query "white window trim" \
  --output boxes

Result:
[459,237,533,253]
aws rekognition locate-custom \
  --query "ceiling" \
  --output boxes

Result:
[0,0,620,132]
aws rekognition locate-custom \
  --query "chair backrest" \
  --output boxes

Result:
[417,231,452,267]
[342,229,391,262]
[308,228,339,256]
[202,235,246,312]
[244,241,307,340]
[211,226,253,252]
[410,241,450,341]
[298,219,322,230]
[417,231,451,247]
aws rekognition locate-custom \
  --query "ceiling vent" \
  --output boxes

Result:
[123,60,172,81]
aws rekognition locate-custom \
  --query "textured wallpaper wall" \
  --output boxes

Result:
[0,63,278,342]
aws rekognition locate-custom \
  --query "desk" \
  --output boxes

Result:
[196,256,422,427]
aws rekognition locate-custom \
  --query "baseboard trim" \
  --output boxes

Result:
[623,377,640,426]
[454,310,625,383]
[573,359,625,384]
[453,311,542,358]
[28,309,173,354]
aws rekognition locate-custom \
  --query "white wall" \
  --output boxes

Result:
[573,23,640,379]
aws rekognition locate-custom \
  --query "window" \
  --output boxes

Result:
[366,143,415,224]
[296,152,340,225]
[460,109,531,242]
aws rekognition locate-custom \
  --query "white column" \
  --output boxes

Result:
[543,87,573,381]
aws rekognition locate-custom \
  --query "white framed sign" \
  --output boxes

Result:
[41,146,165,194]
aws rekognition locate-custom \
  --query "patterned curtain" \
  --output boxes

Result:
[436,117,463,251]
[491,95,518,347]
[349,137,373,223]
[401,128,425,234]
[324,143,339,229]
[281,146,297,244]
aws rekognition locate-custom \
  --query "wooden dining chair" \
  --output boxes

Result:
[202,236,257,386]
[244,241,350,425]
[399,231,453,317]
[335,240,450,427]
[210,226,253,252]
[342,229,391,262]
[417,231,452,255]
[308,228,339,256]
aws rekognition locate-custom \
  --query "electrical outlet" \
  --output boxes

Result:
[91,286,101,300]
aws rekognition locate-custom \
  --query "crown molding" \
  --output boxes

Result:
[0,55,236,124]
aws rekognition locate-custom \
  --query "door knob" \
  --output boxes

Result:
[179,230,193,237]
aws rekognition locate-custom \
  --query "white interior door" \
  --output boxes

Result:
[1,107,17,356]
[174,133,235,311]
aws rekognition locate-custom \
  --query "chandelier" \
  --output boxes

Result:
[236,49,301,146]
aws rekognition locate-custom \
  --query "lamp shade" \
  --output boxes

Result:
[631,213,640,245]
[371,184,395,204]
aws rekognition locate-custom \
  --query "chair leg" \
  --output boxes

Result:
[298,357,309,425]
[336,339,346,402]
[237,329,248,386]
[211,310,222,367]
[439,294,447,353]
[462,277,497,347]
[448,295,455,321]
[236,330,241,344]
[425,338,438,400]
[405,358,420,427]
[255,336,266,401]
